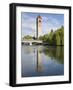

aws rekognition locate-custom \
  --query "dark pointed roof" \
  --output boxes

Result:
[37,15,42,19]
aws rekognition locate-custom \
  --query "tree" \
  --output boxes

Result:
[48,31,53,45]
[56,32,60,45]
[42,26,64,45]
[23,35,32,40]
[43,34,49,42]
[58,26,64,45]
[52,33,56,45]
[39,36,43,40]
[22,26,64,46]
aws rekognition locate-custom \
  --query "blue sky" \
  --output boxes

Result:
[21,12,64,37]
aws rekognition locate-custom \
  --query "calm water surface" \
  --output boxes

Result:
[21,45,64,77]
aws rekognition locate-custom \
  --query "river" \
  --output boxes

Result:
[21,45,64,77]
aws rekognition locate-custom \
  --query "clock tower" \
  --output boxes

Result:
[36,15,42,39]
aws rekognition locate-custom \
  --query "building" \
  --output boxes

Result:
[36,15,42,39]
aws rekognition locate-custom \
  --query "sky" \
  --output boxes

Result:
[21,12,64,38]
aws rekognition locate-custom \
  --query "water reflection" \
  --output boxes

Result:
[21,45,64,77]
[43,46,64,64]
[36,48,43,72]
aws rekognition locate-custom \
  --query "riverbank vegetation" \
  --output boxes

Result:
[22,35,33,40]
[39,26,64,46]
[22,26,64,46]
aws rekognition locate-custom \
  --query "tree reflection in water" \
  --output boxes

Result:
[21,45,64,77]
[36,46,64,72]
[43,46,64,64]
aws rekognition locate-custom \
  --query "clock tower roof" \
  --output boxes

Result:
[38,15,42,19]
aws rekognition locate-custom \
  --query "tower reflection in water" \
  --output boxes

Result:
[36,47,43,72]
[21,45,64,77]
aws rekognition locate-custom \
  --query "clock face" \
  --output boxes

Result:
[39,20,41,22]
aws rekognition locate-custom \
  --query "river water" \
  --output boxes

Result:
[21,45,64,77]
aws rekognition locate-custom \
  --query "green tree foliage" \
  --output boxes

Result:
[52,32,60,45]
[39,36,43,40]
[39,26,64,46]
[23,35,32,40]
[52,33,57,45]
[48,31,53,45]
[43,34,48,42]
[56,26,64,45]
[39,34,48,42]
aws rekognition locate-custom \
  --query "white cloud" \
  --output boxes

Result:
[22,13,36,32]
[21,13,64,37]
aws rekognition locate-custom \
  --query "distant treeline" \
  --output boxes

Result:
[22,35,33,40]
[39,26,64,46]
[22,26,64,46]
